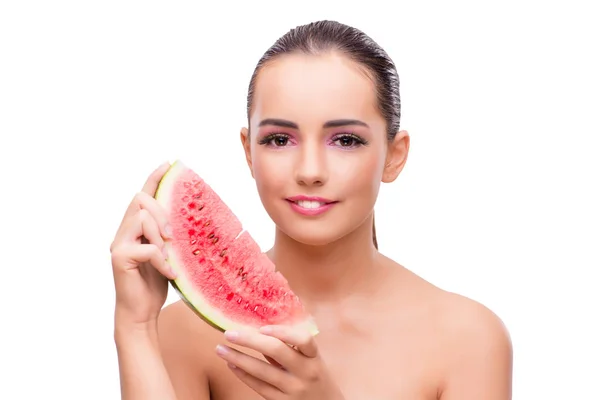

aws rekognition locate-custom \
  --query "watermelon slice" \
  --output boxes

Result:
[155,160,318,335]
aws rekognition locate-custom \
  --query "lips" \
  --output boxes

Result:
[286,196,336,206]
[293,200,328,209]
[285,195,338,216]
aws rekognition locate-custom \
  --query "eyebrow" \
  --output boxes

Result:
[258,118,369,129]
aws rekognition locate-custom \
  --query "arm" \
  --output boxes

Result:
[440,302,513,399]
[115,312,212,400]
[115,324,178,400]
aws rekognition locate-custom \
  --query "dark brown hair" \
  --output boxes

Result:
[246,20,401,249]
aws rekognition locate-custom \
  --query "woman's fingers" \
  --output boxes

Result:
[111,209,175,279]
[125,208,165,247]
[113,192,171,251]
[260,325,319,358]
[223,329,310,377]
[141,161,171,195]
[114,162,171,241]
[217,344,291,394]
[112,243,175,280]
[226,363,284,400]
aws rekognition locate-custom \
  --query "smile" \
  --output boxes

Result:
[285,196,338,216]
[294,200,327,209]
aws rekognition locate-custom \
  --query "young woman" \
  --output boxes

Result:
[110,20,513,399]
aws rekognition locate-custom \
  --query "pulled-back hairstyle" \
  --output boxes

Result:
[246,20,402,249]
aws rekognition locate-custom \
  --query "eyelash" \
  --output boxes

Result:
[258,132,369,148]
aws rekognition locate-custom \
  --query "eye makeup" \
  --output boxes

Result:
[328,132,369,148]
[257,132,297,147]
[257,130,370,149]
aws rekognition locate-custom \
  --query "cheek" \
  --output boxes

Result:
[251,151,291,194]
[331,149,385,195]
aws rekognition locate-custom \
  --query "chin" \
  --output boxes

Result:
[273,211,365,247]
[280,225,347,247]
[260,197,372,247]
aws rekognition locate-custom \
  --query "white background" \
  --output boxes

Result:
[1,1,598,398]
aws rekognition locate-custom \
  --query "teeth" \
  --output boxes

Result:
[295,200,325,209]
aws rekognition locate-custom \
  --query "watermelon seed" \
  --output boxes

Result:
[241,273,247,281]
[244,302,249,309]
[190,239,197,245]
[212,237,219,244]
[208,233,215,238]
[254,306,258,312]
[194,194,201,199]
[218,285,223,291]
[205,221,211,227]
[236,297,242,304]
[198,205,204,211]
[220,249,227,257]
[238,267,244,275]
[193,250,200,255]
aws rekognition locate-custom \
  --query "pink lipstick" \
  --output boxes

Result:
[285,195,338,216]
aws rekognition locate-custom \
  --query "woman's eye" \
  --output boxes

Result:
[333,135,363,147]
[273,136,289,146]
[336,136,355,147]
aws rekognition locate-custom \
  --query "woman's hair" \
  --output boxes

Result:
[246,20,402,249]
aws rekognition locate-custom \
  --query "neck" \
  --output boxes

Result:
[266,214,381,304]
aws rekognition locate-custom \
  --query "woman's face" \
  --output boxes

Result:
[241,52,407,246]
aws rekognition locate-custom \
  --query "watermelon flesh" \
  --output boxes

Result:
[155,160,318,335]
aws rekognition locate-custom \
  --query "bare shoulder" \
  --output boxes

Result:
[384,256,511,354]
[157,300,218,400]
[157,300,268,400]
[436,290,512,347]
[431,289,513,399]
[381,256,513,399]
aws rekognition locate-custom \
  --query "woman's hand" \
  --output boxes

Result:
[216,326,345,400]
[110,162,177,331]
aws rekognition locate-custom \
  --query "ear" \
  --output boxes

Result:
[240,127,254,178]
[382,130,410,183]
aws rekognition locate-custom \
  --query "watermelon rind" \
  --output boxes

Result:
[154,160,319,336]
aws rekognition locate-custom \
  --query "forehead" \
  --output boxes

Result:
[250,52,382,128]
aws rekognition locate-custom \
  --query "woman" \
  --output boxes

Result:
[110,20,513,399]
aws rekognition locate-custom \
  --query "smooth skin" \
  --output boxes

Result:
[111,51,513,399]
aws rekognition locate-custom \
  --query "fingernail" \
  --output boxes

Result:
[224,330,239,341]
[216,344,229,356]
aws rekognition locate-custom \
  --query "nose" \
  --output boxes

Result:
[294,140,328,187]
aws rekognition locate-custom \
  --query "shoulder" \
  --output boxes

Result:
[374,256,512,397]
[434,291,513,399]
[382,255,511,356]
[437,291,512,357]
[158,299,223,364]
[157,300,219,398]
[157,300,266,399]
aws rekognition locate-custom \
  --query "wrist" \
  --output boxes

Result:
[114,314,159,345]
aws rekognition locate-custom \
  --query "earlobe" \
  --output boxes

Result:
[382,130,410,183]
[240,127,255,178]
